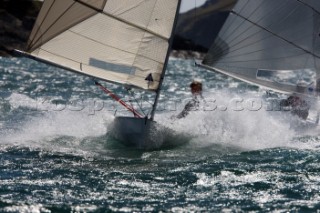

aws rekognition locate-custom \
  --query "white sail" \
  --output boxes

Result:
[201,0,320,96]
[26,0,180,91]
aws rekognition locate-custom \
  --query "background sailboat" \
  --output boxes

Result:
[199,0,320,97]
[15,0,182,149]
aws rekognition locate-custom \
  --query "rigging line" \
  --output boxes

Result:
[94,81,143,118]
[193,0,201,51]
[296,55,311,83]
[211,0,292,57]
[209,0,296,60]
[27,0,55,50]
[191,0,198,79]
[127,89,147,116]
[193,0,197,55]
[231,10,320,59]
[28,1,78,51]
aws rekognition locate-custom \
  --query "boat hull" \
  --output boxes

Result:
[109,117,169,150]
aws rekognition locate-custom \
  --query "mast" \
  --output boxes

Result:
[150,0,182,120]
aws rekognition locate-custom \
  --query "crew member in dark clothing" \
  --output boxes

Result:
[176,80,204,119]
[280,95,310,120]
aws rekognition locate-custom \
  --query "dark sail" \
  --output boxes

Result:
[201,0,320,96]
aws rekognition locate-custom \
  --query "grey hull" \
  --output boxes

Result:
[109,116,191,150]
[109,117,167,150]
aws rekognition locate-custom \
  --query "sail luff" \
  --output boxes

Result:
[150,0,182,120]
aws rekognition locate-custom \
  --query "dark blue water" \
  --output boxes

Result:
[1,57,320,212]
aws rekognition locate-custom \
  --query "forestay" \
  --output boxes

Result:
[201,0,320,96]
[27,0,180,91]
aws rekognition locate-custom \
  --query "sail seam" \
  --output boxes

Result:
[67,29,165,64]
[297,0,320,15]
[38,46,161,82]
[29,1,98,52]
[39,48,79,64]
[217,31,313,61]
[75,0,168,41]
[74,0,103,11]
[215,0,250,48]
[27,0,55,51]
[217,49,309,62]
[210,0,261,60]
[226,1,298,56]
[214,52,310,64]
[231,10,320,59]
[210,1,298,61]
[29,2,77,51]
[221,19,312,60]
[36,48,160,88]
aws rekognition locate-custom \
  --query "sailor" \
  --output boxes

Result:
[176,80,204,119]
[280,95,310,120]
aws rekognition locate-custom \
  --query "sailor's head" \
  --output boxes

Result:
[190,79,202,95]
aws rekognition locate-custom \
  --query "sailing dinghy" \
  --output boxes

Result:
[15,0,182,149]
[198,0,320,125]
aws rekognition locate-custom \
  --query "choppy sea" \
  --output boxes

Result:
[1,56,320,212]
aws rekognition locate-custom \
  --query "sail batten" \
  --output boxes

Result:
[202,0,320,95]
[26,0,180,91]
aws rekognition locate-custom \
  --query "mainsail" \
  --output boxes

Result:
[24,0,181,91]
[200,0,320,96]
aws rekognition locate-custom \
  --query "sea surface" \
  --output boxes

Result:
[1,56,320,212]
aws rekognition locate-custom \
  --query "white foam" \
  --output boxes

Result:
[3,204,50,213]
[157,89,319,151]
[2,93,114,151]
[3,56,320,152]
